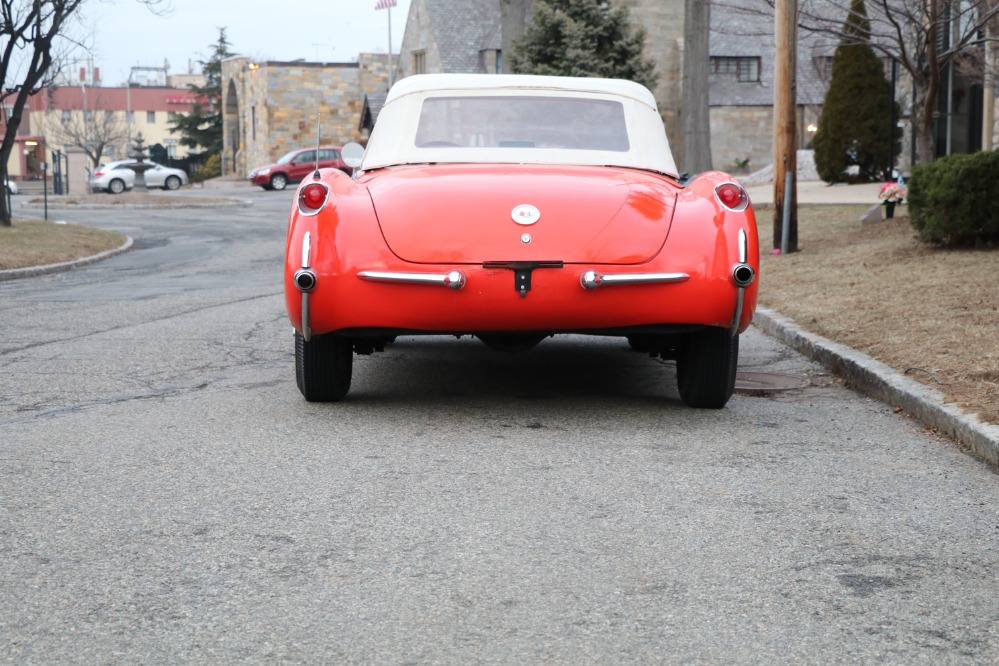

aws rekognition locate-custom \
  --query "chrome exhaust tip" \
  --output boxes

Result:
[293,269,317,293]
[732,263,755,288]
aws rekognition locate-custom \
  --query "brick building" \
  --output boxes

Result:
[3,85,199,184]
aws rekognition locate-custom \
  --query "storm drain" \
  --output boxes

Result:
[734,372,810,395]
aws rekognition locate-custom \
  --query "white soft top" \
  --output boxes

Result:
[360,73,678,177]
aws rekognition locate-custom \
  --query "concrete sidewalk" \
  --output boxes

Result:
[746,180,884,206]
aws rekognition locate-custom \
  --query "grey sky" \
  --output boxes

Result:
[81,0,410,85]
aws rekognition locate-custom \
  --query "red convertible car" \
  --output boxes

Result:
[284,74,759,407]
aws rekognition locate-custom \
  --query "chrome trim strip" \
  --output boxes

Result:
[302,232,312,269]
[730,287,745,336]
[738,228,747,264]
[301,292,312,341]
[300,232,313,340]
[580,271,690,290]
[357,270,466,290]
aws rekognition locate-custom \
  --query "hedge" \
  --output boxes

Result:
[908,151,999,247]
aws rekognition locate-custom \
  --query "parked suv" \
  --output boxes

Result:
[248,147,350,191]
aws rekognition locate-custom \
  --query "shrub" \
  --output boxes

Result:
[202,154,222,179]
[813,0,900,183]
[189,154,221,184]
[908,151,999,247]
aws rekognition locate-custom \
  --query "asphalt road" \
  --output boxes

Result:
[2,188,998,663]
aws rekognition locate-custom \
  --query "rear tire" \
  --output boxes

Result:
[295,331,353,402]
[676,327,738,408]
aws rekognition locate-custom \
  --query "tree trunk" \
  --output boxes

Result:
[682,0,712,173]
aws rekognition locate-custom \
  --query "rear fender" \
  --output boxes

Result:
[284,169,386,331]
[671,171,759,333]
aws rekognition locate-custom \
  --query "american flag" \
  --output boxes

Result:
[375,0,396,9]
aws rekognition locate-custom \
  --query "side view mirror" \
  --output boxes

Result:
[341,142,364,173]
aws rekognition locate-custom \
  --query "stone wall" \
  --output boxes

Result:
[222,54,393,177]
[709,106,774,177]
[614,0,684,158]
[397,0,444,78]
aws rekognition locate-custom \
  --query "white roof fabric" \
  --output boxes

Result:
[360,74,679,177]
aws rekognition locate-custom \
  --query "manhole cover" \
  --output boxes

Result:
[734,372,810,394]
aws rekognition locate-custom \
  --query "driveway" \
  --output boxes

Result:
[2,188,998,663]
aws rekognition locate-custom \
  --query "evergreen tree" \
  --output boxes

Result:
[169,28,232,162]
[508,0,657,91]
[813,0,900,183]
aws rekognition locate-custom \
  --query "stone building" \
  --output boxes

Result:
[397,0,684,146]
[220,0,994,179]
[395,0,767,171]
[221,53,394,178]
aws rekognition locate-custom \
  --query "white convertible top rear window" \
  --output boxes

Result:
[361,74,679,177]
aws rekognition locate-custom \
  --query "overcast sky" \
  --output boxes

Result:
[79,0,411,85]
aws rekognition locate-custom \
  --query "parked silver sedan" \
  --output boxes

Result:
[90,160,189,194]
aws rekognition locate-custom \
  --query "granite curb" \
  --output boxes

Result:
[0,235,134,282]
[753,306,999,467]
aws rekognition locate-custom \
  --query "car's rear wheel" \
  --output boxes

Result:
[676,327,738,409]
[295,331,353,402]
[108,179,126,194]
[271,174,288,191]
[164,175,181,190]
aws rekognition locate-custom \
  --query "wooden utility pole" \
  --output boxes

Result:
[773,0,798,252]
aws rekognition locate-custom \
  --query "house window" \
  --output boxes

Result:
[413,50,427,75]
[127,111,135,124]
[814,55,835,82]
[482,49,502,74]
[105,110,115,122]
[147,111,156,123]
[62,110,71,123]
[710,56,760,82]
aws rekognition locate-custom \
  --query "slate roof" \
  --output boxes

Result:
[710,0,838,107]
[403,0,834,107]
[359,92,388,133]
[425,0,502,73]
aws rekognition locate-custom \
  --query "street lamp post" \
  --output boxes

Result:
[41,159,48,220]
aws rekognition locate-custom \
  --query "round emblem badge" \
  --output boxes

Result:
[511,204,541,225]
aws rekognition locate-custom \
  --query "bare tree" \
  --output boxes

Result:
[799,0,999,164]
[40,92,130,168]
[0,0,165,227]
[715,0,999,164]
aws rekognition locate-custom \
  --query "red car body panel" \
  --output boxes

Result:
[367,165,674,265]
[283,166,759,336]
[284,74,759,406]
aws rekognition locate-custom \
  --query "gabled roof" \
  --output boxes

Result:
[425,0,502,73]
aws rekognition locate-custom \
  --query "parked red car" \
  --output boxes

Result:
[284,74,759,407]
[248,147,350,190]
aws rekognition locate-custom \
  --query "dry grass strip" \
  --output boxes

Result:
[757,204,998,424]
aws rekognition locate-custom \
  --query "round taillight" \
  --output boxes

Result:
[715,183,749,211]
[299,183,327,212]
